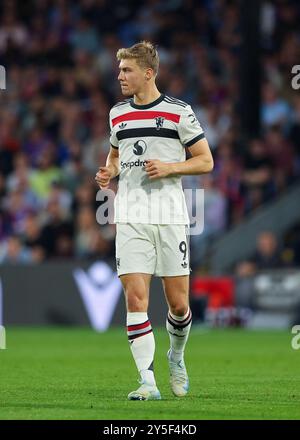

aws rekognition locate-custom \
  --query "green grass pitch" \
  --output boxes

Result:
[0,326,299,420]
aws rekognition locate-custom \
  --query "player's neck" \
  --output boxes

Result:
[133,86,161,107]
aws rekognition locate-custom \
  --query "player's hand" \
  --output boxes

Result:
[95,167,112,189]
[145,159,171,179]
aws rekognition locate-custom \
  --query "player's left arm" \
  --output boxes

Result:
[173,137,214,175]
[145,138,213,178]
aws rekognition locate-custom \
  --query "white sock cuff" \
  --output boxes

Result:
[169,307,190,322]
[127,312,148,326]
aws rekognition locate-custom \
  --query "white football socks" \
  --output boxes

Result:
[127,312,156,386]
[166,308,192,362]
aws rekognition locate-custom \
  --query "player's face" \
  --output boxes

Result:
[118,59,147,96]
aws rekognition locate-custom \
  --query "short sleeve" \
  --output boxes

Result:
[109,110,119,149]
[177,105,205,147]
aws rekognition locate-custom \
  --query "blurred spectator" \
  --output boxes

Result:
[0,235,32,264]
[3,188,35,235]
[214,140,244,224]
[63,154,87,193]
[69,17,101,55]
[261,83,291,131]
[75,205,100,258]
[264,125,295,190]
[6,152,34,193]
[197,104,231,151]
[241,139,274,213]
[234,231,282,275]
[22,128,54,168]
[235,260,257,278]
[46,181,72,215]
[252,231,282,270]
[29,149,62,201]
[72,179,97,212]
[41,200,74,258]
[0,10,29,54]
[22,212,46,263]
[83,121,109,173]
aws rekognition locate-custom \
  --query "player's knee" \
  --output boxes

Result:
[125,288,148,312]
[169,304,189,317]
[127,297,148,312]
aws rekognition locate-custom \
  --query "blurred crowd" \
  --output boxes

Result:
[236,226,300,276]
[0,0,300,268]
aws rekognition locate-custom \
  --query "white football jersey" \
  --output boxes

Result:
[109,93,205,224]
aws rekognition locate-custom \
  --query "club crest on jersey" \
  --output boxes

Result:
[155,116,165,130]
[133,140,147,155]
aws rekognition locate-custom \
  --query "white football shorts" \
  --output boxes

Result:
[115,223,191,277]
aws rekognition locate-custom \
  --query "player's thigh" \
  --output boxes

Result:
[162,275,190,315]
[116,223,156,276]
[120,273,152,311]
[155,224,190,277]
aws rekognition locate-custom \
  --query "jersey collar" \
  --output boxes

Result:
[130,93,165,109]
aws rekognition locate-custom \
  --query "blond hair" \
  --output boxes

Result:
[116,41,159,75]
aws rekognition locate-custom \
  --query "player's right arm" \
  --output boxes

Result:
[95,107,120,190]
[95,146,119,190]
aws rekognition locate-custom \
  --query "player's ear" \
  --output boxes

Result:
[145,68,153,81]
